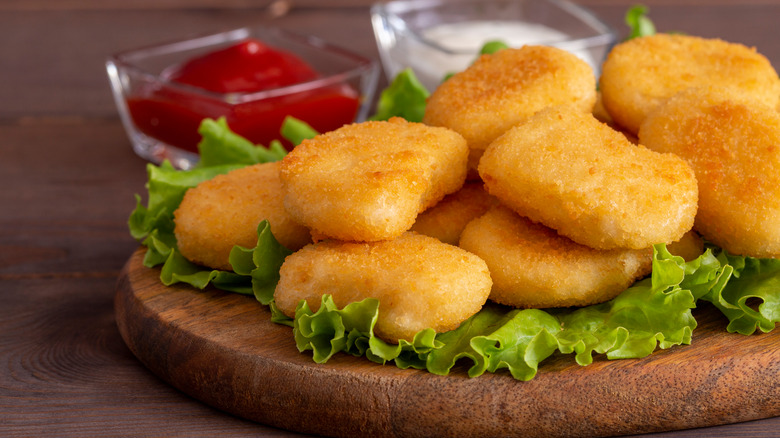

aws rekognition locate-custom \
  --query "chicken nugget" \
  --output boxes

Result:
[666,231,705,262]
[279,117,468,242]
[639,87,780,258]
[593,92,638,144]
[410,182,498,245]
[174,162,311,271]
[459,205,652,308]
[423,46,596,176]
[600,33,780,135]
[479,105,698,250]
[274,232,492,343]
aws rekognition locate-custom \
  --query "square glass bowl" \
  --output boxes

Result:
[107,26,379,169]
[371,0,616,92]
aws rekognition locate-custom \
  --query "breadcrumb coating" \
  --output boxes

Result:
[639,87,780,258]
[600,33,780,135]
[666,231,705,262]
[410,182,498,245]
[478,105,698,250]
[279,118,468,242]
[174,162,310,271]
[423,46,596,176]
[274,232,492,343]
[459,205,653,308]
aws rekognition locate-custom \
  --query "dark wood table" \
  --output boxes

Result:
[2,1,778,436]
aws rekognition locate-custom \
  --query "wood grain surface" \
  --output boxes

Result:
[116,248,780,438]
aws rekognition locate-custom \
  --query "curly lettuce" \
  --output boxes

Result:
[292,295,439,368]
[701,252,780,334]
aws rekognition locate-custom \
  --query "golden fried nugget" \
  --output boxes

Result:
[459,205,653,308]
[592,92,613,125]
[174,162,311,271]
[479,105,698,250]
[410,182,498,245]
[600,33,780,135]
[423,46,596,175]
[274,232,492,343]
[639,87,780,258]
[666,231,705,262]
[593,92,638,144]
[279,118,468,242]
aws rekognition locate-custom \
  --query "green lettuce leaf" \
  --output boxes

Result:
[370,68,430,122]
[292,294,439,366]
[700,252,780,334]
[555,280,695,365]
[466,308,560,380]
[269,300,294,327]
[280,115,319,146]
[425,305,558,379]
[480,40,510,55]
[625,5,657,40]
[196,117,287,167]
[555,245,710,365]
[229,221,293,305]
[161,246,251,294]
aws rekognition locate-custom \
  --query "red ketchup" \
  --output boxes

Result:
[126,39,360,152]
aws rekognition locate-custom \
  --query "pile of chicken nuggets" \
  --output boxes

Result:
[173,33,780,344]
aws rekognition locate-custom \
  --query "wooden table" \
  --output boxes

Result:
[2,1,778,436]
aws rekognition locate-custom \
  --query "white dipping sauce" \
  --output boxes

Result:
[399,21,597,91]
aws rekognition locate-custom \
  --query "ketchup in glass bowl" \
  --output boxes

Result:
[107,27,379,169]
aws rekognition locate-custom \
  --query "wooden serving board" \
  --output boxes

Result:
[115,248,780,437]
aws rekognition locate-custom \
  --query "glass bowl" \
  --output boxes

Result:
[371,0,616,92]
[107,26,380,169]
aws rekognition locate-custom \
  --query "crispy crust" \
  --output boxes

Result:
[423,46,596,176]
[639,87,780,258]
[410,182,498,245]
[459,205,653,308]
[274,232,492,343]
[600,33,780,135]
[279,118,468,242]
[478,105,698,250]
[174,162,310,271]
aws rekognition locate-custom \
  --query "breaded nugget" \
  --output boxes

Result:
[593,92,638,144]
[639,87,780,258]
[459,205,653,308]
[274,232,492,343]
[410,182,498,245]
[600,33,780,135]
[592,92,613,125]
[423,46,596,175]
[174,162,311,271]
[666,231,705,262]
[279,117,468,242]
[479,105,698,250]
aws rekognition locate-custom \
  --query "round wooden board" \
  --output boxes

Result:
[115,248,780,437]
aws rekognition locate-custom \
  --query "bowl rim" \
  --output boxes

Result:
[106,26,379,104]
[370,0,617,56]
